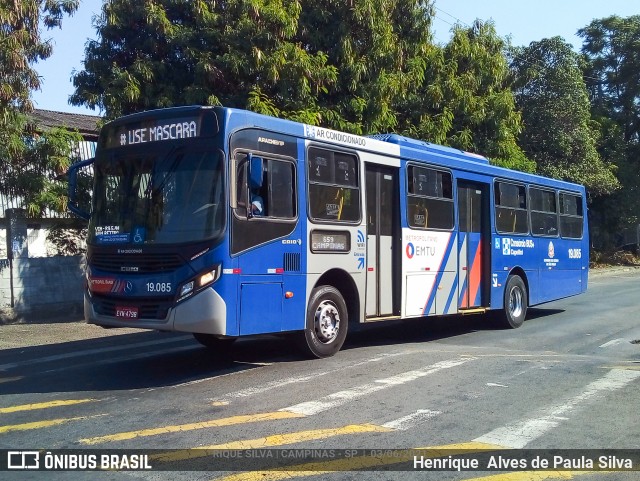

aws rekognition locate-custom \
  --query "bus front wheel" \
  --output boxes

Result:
[299,285,348,358]
[499,275,528,329]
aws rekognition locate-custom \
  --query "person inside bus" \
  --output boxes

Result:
[250,191,264,216]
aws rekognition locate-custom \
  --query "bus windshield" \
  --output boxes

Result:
[89,147,224,245]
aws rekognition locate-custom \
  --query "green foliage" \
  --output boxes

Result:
[0,0,81,218]
[71,0,338,121]
[297,0,434,134]
[580,16,640,143]
[0,125,83,217]
[510,37,619,196]
[579,16,640,247]
[400,20,533,172]
[0,0,79,118]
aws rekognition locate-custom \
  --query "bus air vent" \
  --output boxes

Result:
[284,253,301,272]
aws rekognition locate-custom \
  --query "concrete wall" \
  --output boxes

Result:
[0,255,85,323]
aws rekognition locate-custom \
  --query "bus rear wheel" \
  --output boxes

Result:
[498,274,528,329]
[299,285,348,358]
[193,333,236,351]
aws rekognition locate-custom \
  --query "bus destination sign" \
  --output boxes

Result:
[310,230,351,253]
[105,117,201,148]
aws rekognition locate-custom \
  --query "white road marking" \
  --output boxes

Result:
[474,369,640,448]
[282,357,475,416]
[381,409,442,430]
[486,383,508,388]
[599,338,626,348]
[212,351,413,402]
[0,335,193,371]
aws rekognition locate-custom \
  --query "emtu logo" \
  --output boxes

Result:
[406,242,415,259]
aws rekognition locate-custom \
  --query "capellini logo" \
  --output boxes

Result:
[406,242,415,259]
[548,241,555,259]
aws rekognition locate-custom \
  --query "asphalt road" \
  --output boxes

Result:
[0,268,639,481]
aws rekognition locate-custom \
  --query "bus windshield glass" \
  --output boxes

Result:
[89,147,224,245]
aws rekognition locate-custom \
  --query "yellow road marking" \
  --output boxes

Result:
[465,471,575,481]
[80,411,305,445]
[153,424,392,463]
[465,470,617,481]
[0,415,103,434]
[602,365,640,371]
[0,398,97,414]
[212,442,501,481]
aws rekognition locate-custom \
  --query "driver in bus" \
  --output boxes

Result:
[250,192,264,216]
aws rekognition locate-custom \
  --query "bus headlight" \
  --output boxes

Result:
[198,270,216,287]
[177,265,221,303]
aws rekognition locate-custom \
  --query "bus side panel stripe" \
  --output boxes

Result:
[458,233,469,308]
[423,232,455,315]
[440,233,459,315]
[468,240,483,307]
[443,273,458,314]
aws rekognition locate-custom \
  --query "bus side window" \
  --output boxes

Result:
[495,181,528,234]
[236,153,296,220]
[406,165,452,230]
[308,147,360,223]
[529,187,558,237]
[268,159,296,218]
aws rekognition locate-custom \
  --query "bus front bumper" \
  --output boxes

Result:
[84,287,228,335]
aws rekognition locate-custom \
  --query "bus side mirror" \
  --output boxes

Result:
[248,154,264,189]
[68,157,94,221]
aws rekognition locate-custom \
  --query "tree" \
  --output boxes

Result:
[399,20,533,172]
[580,16,640,144]
[72,0,437,135]
[0,0,81,216]
[1,0,78,117]
[510,37,618,196]
[579,16,640,247]
[297,0,435,134]
[71,0,338,123]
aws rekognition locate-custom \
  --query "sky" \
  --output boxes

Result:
[31,0,639,116]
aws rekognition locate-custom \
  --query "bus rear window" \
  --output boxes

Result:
[559,193,583,239]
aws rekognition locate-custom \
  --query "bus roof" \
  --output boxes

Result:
[369,133,490,164]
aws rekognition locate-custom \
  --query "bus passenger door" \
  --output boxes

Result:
[365,165,399,318]
[457,182,488,309]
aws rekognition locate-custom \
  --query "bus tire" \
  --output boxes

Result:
[499,275,528,329]
[193,333,236,351]
[299,285,348,358]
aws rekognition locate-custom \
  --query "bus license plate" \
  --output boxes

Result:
[116,306,139,319]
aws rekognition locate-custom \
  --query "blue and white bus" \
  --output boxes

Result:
[68,106,588,358]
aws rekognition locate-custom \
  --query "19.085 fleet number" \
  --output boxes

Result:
[146,282,172,293]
